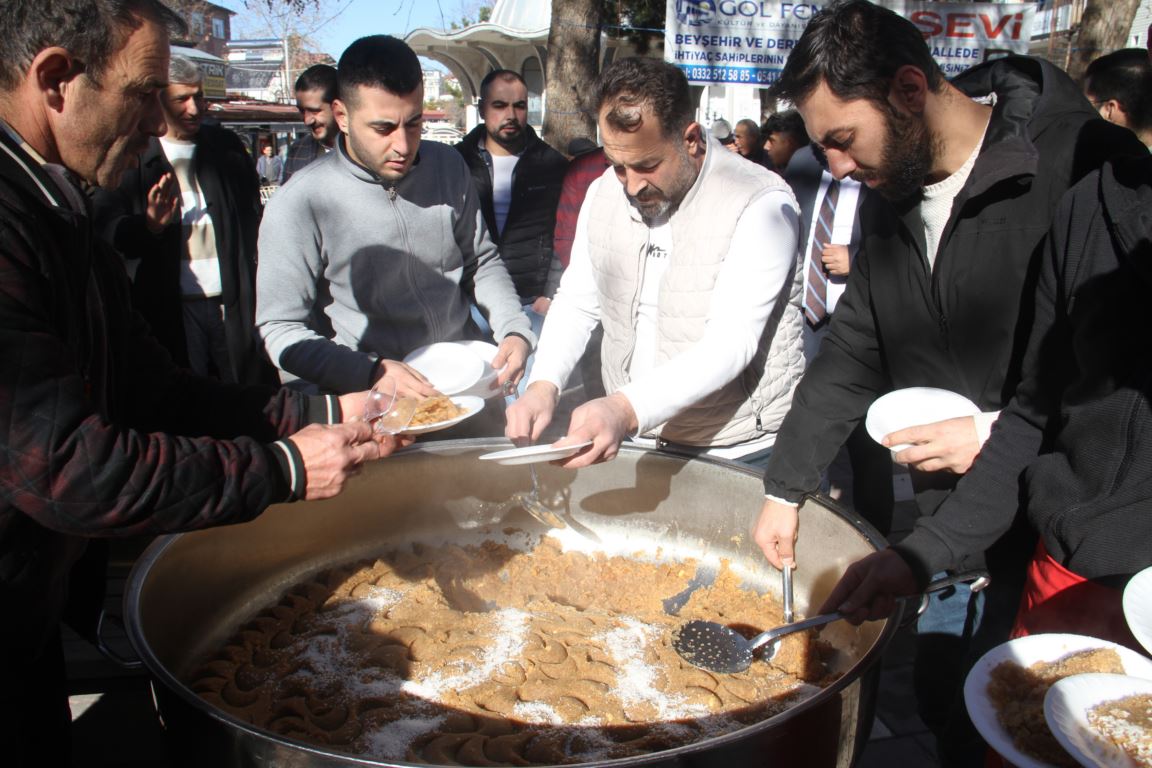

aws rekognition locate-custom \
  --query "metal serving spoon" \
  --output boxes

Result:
[675,611,846,673]
[503,385,567,528]
[673,570,990,674]
[511,463,567,528]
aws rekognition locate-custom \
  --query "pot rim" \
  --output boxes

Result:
[124,440,899,767]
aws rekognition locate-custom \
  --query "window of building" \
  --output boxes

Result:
[212,17,226,39]
[190,11,205,36]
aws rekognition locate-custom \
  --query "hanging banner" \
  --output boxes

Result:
[665,1,1038,86]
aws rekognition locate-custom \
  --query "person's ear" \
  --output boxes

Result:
[1100,99,1125,124]
[332,98,351,133]
[30,47,81,112]
[684,121,704,156]
[889,64,929,114]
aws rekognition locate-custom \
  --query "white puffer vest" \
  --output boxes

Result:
[585,136,804,446]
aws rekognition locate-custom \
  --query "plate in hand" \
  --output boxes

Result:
[478,441,594,466]
[865,387,980,451]
[401,396,484,436]
[1123,565,1152,657]
[453,341,504,399]
[403,342,485,396]
[1045,673,1152,768]
[963,633,1152,768]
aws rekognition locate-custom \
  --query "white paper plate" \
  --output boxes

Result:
[1123,565,1152,658]
[1046,673,1152,768]
[963,633,1152,768]
[401,396,484,436]
[403,342,485,396]
[865,387,981,451]
[477,441,594,466]
[453,340,504,399]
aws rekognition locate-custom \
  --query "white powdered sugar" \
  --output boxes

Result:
[283,587,408,699]
[512,700,565,725]
[598,617,710,721]
[362,715,447,759]
[330,586,403,621]
[402,608,531,701]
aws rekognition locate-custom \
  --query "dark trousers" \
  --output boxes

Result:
[182,296,234,383]
[2,630,71,768]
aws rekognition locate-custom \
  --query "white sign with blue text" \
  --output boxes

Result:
[665,1,1038,86]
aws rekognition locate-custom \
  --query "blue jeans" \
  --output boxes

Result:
[914,571,985,738]
[472,302,554,400]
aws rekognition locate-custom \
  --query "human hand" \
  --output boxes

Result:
[145,173,180,234]
[493,335,530,389]
[753,498,799,570]
[555,393,636,469]
[336,390,418,448]
[817,549,919,624]
[821,244,851,277]
[531,296,552,316]
[287,421,389,500]
[886,415,980,474]
[372,359,438,399]
[505,381,559,444]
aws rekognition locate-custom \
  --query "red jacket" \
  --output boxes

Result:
[553,148,609,271]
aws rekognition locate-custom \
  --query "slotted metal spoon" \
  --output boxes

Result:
[673,570,990,674]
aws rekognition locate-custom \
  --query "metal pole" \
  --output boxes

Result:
[282,29,291,104]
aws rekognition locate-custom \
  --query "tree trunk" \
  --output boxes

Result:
[1066,0,1143,83]
[543,0,602,153]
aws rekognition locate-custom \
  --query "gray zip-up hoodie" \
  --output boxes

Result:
[256,136,533,393]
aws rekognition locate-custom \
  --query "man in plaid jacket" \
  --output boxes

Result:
[0,3,399,764]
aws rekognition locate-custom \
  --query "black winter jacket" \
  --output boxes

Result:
[896,155,1152,584]
[0,129,325,662]
[92,125,275,386]
[763,56,1146,525]
[455,125,568,301]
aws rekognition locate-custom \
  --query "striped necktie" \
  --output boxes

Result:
[804,179,840,327]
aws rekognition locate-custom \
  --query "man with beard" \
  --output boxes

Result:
[505,57,804,468]
[456,70,568,317]
[257,36,532,402]
[749,1,1145,761]
[281,64,339,185]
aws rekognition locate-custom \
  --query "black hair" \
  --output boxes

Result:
[771,0,943,108]
[479,69,525,103]
[592,57,693,139]
[736,118,761,141]
[763,110,810,147]
[295,63,338,104]
[0,0,185,91]
[337,35,422,105]
[1085,48,1152,133]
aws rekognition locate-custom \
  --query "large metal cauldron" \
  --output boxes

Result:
[125,440,898,768]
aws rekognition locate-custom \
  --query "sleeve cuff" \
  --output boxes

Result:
[764,494,800,508]
[890,529,956,589]
[304,394,341,425]
[269,439,307,502]
[504,331,537,352]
